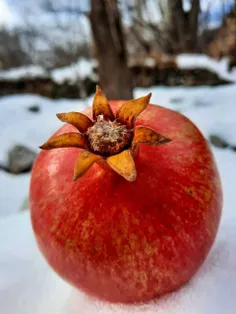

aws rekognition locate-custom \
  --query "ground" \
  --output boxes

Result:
[0,84,236,313]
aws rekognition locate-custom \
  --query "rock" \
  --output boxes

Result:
[209,135,229,149]
[8,145,37,174]
[170,97,184,104]
[194,99,208,107]
[0,163,9,172]
[28,104,40,113]
[20,196,29,211]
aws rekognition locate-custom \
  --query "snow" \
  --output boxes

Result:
[136,85,236,147]
[0,59,97,84]
[0,94,91,216]
[0,212,72,314]
[144,58,156,67]
[0,172,30,216]
[0,94,89,163]
[177,54,236,83]
[1,54,236,86]
[0,66,48,81]
[51,58,98,84]
[0,83,236,313]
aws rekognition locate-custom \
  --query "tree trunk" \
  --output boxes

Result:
[188,0,200,51]
[167,0,200,53]
[90,0,133,100]
[167,0,186,52]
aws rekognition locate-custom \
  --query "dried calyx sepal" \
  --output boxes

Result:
[40,86,171,182]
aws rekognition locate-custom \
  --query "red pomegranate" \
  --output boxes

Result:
[30,86,222,303]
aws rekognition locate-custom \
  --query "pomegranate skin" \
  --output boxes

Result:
[30,103,222,303]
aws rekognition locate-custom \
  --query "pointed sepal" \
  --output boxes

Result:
[92,85,115,121]
[116,93,152,128]
[133,126,172,146]
[40,133,89,150]
[73,150,102,181]
[106,149,137,182]
[56,112,93,133]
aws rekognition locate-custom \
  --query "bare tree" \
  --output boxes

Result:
[32,0,91,68]
[125,0,201,55]
[125,0,168,55]
[0,28,32,69]
[166,0,200,53]
[90,0,133,99]
[8,0,91,69]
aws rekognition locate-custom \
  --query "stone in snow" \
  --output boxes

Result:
[27,104,40,113]
[8,145,37,174]
[209,135,229,149]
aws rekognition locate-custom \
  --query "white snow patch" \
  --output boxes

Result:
[0,66,48,81]
[51,58,98,84]
[0,212,72,314]
[144,58,156,67]
[1,55,235,87]
[177,54,236,83]
[0,172,30,216]
[0,93,91,216]
[0,59,97,84]
[0,94,90,164]
[135,84,236,146]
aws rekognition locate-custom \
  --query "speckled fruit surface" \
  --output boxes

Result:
[30,102,222,303]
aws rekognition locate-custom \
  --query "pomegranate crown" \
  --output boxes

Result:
[40,85,171,182]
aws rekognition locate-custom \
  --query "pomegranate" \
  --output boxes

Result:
[30,86,222,303]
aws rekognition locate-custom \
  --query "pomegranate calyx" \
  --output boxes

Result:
[133,126,172,146]
[106,149,137,182]
[73,150,102,181]
[56,112,93,133]
[40,132,89,150]
[116,93,152,128]
[86,115,133,156]
[40,86,172,182]
[92,85,115,121]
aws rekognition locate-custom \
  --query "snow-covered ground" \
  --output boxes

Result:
[177,54,236,83]
[0,94,92,216]
[1,54,236,85]
[0,84,236,313]
[51,58,98,84]
[0,66,49,81]
[0,58,97,84]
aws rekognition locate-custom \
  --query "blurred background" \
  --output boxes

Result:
[0,1,236,313]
